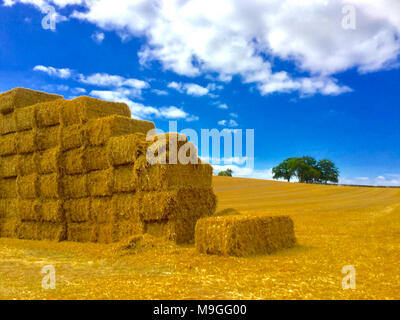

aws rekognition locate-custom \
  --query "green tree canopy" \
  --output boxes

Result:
[272,156,339,184]
[218,169,233,177]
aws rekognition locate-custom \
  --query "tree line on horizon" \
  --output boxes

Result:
[272,156,339,184]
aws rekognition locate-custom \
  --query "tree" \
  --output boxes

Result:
[218,169,233,177]
[272,158,297,182]
[272,156,339,184]
[317,159,339,184]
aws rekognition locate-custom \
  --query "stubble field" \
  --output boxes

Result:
[1,176,399,300]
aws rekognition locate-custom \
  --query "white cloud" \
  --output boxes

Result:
[217,120,227,126]
[229,112,238,118]
[14,1,400,96]
[167,81,209,96]
[33,65,72,78]
[217,103,228,110]
[78,73,149,90]
[339,175,400,186]
[213,165,273,180]
[89,89,198,121]
[152,89,169,96]
[91,31,105,44]
[217,119,238,127]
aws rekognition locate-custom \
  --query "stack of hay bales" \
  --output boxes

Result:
[195,215,296,256]
[0,88,216,243]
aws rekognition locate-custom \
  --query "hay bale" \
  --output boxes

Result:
[146,133,189,165]
[195,215,296,256]
[36,101,62,128]
[0,218,19,237]
[64,198,91,223]
[60,97,131,126]
[0,133,17,156]
[61,148,85,175]
[17,174,39,199]
[84,116,154,147]
[67,222,97,242]
[59,124,84,151]
[112,165,135,193]
[16,153,37,176]
[83,146,109,171]
[14,105,36,131]
[87,169,114,196]
[98,220,144,244]
[36,126,59,151]
[16,221,66,241]
[36,148,61,174]
[133,162,213,191]
[90,197,113,224]
[18,199,40,221]
[16,130,36,154]
[111,194,140,221]
[0,87,62,115]
[0,177,17,198]
[107,133,148,166]
[0,155,18,178]
[38,173,63,199]
[62,174,88,198]
[0,198,17,219]
[39,200,64,223]
[0,113,17,135]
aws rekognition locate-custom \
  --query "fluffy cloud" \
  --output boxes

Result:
[167,82,209,96]
[11,0,400,96]
[218,119,238,127]
[91,31,105,44]
[33,65,72,78]
[213,165,273,180]
[339,174,400,186]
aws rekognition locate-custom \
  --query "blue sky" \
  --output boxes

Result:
[0,0,399,185]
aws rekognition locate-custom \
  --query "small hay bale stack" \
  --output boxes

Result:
[195,215,296,256]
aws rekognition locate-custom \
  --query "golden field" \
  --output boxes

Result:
[1,176,400,300]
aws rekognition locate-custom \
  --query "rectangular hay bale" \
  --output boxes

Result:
[36,148,61,174]
[107,133,148,166]
[14,105,36,131]
[39,200,64,223]
[36,126,59,151]
[17,174,39,199]
[87,169,113,197]
[64,198,91,223]
[61,148,85,175]
[59,124,84,151]
[0,113,17,135]
[16,221,66,241]
[0,88,62,115]
[36,101,62,128]
[38,173,63,199]
[112,165,135,193]
[60,97,131,126]
[16,153,37,176]
[0,133,17,156]
[0,155,18,178]
[62,174,88,198]
[0,218,19,237]
[195,215,296,256]
[16,130,36,154]
[90,197,113,224]
[83,146,109,171]
[67,222,97,242]
[0,177,17,198]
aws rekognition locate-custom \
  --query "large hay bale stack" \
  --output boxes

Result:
[195,215,296,256]
[0,87,216,244]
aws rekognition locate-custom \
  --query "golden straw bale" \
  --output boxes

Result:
[90,197,113,224]
[36,148,61,174]
[0,88,62,115]
[59,124,84,151]
[18,199,40,221]
[67,222,97,242]
[36,100,62,128]
[112,165,135,193]
[195,215,297,257]
[0,133,17,156]
[134,162,213,191]
[107,133,148,166]
[62,174,88,198]
[0,177,17,198]
[87,169,114,197]
[0,218,19,237]
[61,148,85,175]
[39,200,64,223]
[0,113,17,135]
[145,133,189,165]
[0,198,17,219]
[38,173,63,199]
[60,97,131,126]
[83,146,109,171]
[98,220,144,244]
[83,116,154,147]
[111,194,141,222]
[36,125,60,151]
[17,174,39,199]
[64,198,91,223]
[17,221,66,241]
[16,130,36,154]
[144,220,171,239]
[14,105,36,131]
[16,153,37,176]
[0,155,18,178]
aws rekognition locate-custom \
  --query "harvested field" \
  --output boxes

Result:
[1,177,400,299]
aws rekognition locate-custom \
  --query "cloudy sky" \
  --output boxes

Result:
[1,0,399,185]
